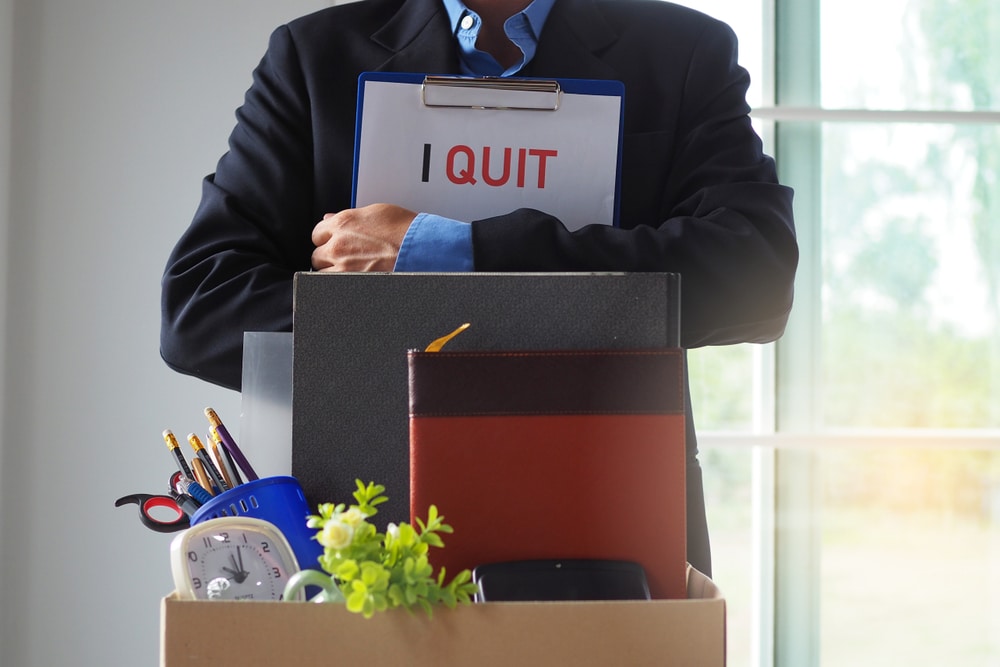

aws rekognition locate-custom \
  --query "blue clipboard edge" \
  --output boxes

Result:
[351,72,625,228]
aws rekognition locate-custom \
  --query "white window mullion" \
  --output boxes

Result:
[752,444,777,667]
[751,339,777,667]
[754,107,1000,125]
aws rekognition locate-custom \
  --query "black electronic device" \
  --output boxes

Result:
[472,559,652,602]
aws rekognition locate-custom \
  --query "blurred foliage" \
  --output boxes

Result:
[823,304,994,428]
[822,447,1000,521]
[688,345,754,432]
[917,0,1000,309]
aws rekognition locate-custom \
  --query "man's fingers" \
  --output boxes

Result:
[310,204,415,272]
[311,212,339,247]
[310,246,330,271]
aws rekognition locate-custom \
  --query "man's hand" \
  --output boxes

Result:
[311,203,416,272]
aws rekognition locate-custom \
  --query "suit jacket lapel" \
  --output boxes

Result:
[528,0,621,80]
[369,0,459,74]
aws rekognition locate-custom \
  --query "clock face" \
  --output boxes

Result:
[172,517,301,601]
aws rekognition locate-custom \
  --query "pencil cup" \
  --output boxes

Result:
[190,476,323,570]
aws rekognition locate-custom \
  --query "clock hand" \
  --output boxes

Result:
[219,550,251,583]
[221,565,249,584]
[218,550,251,583]
[229,546,250,583]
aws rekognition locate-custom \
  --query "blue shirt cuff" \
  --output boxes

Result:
[394,213,474,272]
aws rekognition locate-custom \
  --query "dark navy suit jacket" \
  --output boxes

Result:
[161,0,799,576]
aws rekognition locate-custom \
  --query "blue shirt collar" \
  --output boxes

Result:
[441,0,557,76]
[442,0,555,41]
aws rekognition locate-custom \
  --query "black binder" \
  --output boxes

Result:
[291,272,680,522]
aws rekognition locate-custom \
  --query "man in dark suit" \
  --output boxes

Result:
[161,0,798,578]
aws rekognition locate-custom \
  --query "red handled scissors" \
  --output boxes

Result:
[115,492,191,533]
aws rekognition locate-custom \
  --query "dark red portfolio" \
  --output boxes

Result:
[408,349,687,600]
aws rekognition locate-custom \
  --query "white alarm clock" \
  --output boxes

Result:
[170,516,303,601]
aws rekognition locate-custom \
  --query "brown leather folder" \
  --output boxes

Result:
[408,348,687,600]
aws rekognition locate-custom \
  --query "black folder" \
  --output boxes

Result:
[291,272,680,522]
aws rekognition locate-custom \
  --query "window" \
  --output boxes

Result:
[671,1,1000,665]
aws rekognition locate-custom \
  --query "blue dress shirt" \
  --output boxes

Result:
[393,0,557,272]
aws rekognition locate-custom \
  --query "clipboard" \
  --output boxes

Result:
[352,73,625,229]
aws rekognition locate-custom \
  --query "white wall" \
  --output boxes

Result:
[0,0,11,547]
[0,1,329,665]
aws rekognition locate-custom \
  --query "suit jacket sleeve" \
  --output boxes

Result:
[160,24,317,391]
[471,16,798,348]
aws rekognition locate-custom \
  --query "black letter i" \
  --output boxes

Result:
[422,144,431,182]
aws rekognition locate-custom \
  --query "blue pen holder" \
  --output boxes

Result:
[191,476,323,571]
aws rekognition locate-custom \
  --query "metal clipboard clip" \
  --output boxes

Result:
[421,76,562,111]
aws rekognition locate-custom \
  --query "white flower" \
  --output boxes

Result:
[386,522,400,541]
[341,507,367,528]
[318,519,354,550]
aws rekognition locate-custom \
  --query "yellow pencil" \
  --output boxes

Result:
[208,431,235,490]
[187,433,229,494]
[190,458,215,496]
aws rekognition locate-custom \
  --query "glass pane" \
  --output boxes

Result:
[819,121,1000,429]
[666,0,765,107]
[819,446,1000,665]
[689,345,756,431]
[822,0,1000,110]
[701,446,754,667]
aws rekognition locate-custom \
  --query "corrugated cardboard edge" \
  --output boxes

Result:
[161,565,725,667]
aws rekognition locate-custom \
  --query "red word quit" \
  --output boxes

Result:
[422,144,559,188]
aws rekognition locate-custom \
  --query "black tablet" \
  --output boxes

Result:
[472,559,652,602]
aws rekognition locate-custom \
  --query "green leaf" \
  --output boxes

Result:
[362,596,376,619]
[440,590,457,608]
[335,559,359,581]
[346,590,367,614]
[418,598,433,618]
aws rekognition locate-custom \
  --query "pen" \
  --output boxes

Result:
[208,429,240,488]
[162,429,194,481]
[190,457,217,496]
[188,433,228,494]
[170,491,200,518]
[169,471,195,505]
[174,476,212,505]
[204,407,258,481]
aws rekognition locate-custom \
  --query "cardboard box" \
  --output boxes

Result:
[161,566,725,666]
